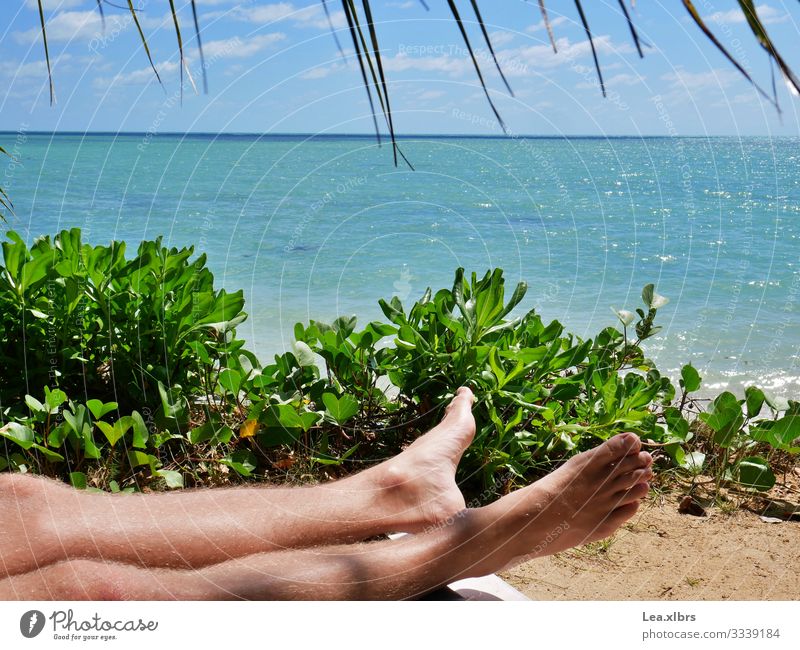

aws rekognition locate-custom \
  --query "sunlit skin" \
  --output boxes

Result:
[0,387,651,600]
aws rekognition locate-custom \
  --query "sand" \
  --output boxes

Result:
[502,493,800,600]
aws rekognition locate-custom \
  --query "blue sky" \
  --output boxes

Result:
[2,0,800,135]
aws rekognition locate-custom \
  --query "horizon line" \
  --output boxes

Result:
[0,131,793,140]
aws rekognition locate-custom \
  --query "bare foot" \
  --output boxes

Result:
[373,387,476,532]
[470,432,652,571]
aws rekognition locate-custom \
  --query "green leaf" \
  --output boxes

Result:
[130,411,149,448]
[190,289,245,332]
[682,451,706,474]
[86,399,118,420]
[31,443,64,462]
[154,469,184,489]
[69,472,88,489]
[96,417,133,447]
[735,456,775,491]
[25,395,45,414]
[679,364,701,393]
[611,307,635,327]
[769,411,800,449]
[322,392,359,425]
[642,284,669,309]
[0,423,36,450]
[44,387,67,413]
[127,450,157,470]
[157,382,188,425]
[292,340,317,366]
[222,449,257,477]
[744,386,766,419]
[218,368,241,395]
[699,391,744,448]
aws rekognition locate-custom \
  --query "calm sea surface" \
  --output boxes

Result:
[2,133,799,398]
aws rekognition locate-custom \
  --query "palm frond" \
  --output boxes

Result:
[36,0,55,105]
[538,0,557,53]
[96,0,106,31]
[28,0,800,169]
[340,0,383,146]
[168,0,197,101]
[574,0,605,97]
[359,0,413,168]
[126,0,162,86]
[682,0,778,109]
[618,0,644,58]
[190,0,208,94]
[469,0,513,96]
[321,0,345,58]
[446,0,507,131]
[735,0,800,96]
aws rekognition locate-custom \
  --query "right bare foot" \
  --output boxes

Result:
[469,432,652,571]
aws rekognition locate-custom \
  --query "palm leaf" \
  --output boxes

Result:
[36,0,55,105]
[735,0,800,96]
[446,0,507,131]
[339,0,383,146]
[682,0,778,109]
[538,0,557,53]
[574,0,605,97]
[321,0,345,58]
[126,0,162,86]
[359,0,413,169]
[469,0,513,96]
[168,0,197,101]
[96,0,106,31]
[617,0,643,58]
[190,0,208,94]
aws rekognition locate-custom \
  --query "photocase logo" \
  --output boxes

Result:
[20,610,45,638]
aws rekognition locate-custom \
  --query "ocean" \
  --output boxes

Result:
[2,132,798,399]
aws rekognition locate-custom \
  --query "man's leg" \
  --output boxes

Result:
[0,432,652,600]
[1,389,478,577]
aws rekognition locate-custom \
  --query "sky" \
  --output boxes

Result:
[2,0,800,136]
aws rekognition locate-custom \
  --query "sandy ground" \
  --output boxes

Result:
[502,493,800,600]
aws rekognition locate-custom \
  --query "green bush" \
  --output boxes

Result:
[0,228,249,410]
[1,229,796,500]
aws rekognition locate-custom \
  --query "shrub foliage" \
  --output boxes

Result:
[1,230,797,497]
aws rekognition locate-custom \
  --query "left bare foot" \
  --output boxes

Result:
[372,387,476,532]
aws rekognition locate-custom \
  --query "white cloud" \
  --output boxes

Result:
[301,61,346,79]
[14,9,114,43]
[489,30,515,47]
[707,3,789,26]
[576,72,643,90]
[301,35,633,82]
[526,15,569,34]
[203,33,286,59]
[25,0,85,10]
[661,68,742,93]
[417,89,445,100]
[94,60,180,87]
[0,54,73,80]
[227,2,346,30]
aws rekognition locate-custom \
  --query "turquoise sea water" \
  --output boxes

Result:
[2,133,799,398]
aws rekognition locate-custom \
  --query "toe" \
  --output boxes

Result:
[611,481,650,506]
[613,466,653,491]
[599,501,641,535]
[607,451,653,480]
[603,432,642,461]
[443,387,476,426]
